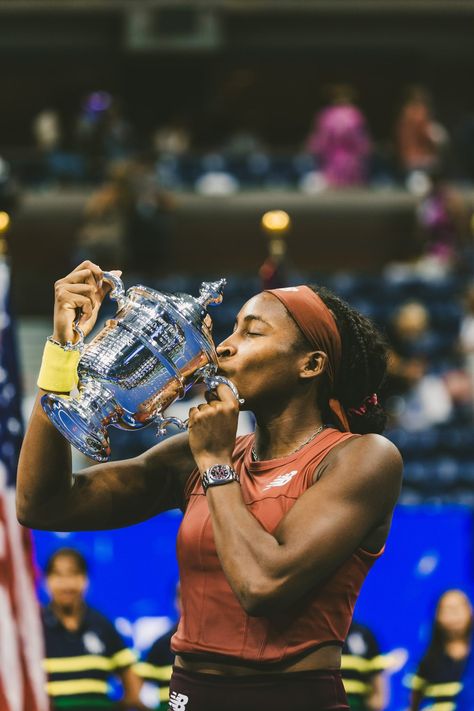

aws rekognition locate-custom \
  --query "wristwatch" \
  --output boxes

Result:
[201,464,240,493]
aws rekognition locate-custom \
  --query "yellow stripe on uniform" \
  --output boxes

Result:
[424,682,463,698]
[134,662,173,681]
[43,655,114,673]
[111,648,137,668]
[404,674,428,690]
[341,655,373,673]
[428,703,456,711]
[46,679,108,696]
[371,653,399,671]
[342,653,398,673]
[342,679,370,694]
[159,686,170,702]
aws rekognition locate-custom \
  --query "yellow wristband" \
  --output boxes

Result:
[37,340,81,393]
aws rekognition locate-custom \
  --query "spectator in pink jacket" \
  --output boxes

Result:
[307,85,372,188]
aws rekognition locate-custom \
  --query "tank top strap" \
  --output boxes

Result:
[296,427,359,489]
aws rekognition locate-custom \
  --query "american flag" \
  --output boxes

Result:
[0,255,48,711]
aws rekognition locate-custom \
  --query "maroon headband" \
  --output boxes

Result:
[266,285,350,431]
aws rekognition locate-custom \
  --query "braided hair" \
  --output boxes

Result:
[307,285,388,434]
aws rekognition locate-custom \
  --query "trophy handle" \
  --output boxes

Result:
[71,320,86,352]
[154,367,244,440]
[200,370,245,405]
[155,414,188,439]
[68,271,126,352]
[102,271,127,310]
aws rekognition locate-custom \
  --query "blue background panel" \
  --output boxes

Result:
[33,505,474,711]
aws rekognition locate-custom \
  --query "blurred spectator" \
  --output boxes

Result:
[306,84,372,188]
[458,282,474,407]
[33,107,87,185]
[385,301,435,393]
[259,210,291,289]
[259,236,287,289]
[136,584,181,709]
[76,158,175,274]
[223,129,263,158]
[455,107,474,183]
[0,156,20,216]
[75,92,135,179]
[76,161,133,268]
[125,157,175,276]
[41,547,145,711]
[33,109,62,153]
[396,87,448,189]
[416,170,470,269]
[342,621,388,710]
[408,589,473,711]
[384,301,453,430]
[152,122,191,157]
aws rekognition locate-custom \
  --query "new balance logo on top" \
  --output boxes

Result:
[263,470,298,491]
[169,692,189,710]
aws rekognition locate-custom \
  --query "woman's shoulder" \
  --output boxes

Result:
[333,432,402,464]
[316,431,403,494]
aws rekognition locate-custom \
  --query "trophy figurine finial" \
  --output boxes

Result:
[197,279,227,308]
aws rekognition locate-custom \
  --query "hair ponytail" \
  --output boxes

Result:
[309,285,389,435]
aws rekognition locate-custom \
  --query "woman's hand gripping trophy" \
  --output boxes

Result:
[52,260,122,345]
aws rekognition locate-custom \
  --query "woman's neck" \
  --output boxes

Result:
[253,402,325,461]
[52,601,84,631]
[445,637,470,660]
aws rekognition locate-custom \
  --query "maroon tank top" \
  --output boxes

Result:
[171,427,384,665]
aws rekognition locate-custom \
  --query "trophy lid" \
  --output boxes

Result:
[123,278,227,356]
[167,279,226,330]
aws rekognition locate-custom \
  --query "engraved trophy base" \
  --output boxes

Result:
[41,379,118,462]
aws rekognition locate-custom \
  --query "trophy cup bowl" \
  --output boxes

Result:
[41,273,242,462]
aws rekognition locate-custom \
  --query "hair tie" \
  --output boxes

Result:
[349,393,378,417]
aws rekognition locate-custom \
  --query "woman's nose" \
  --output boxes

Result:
[216,338,236,358]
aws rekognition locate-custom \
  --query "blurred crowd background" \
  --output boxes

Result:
[2,1,474,709]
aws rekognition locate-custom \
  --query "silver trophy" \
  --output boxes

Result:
[41,272,242,462]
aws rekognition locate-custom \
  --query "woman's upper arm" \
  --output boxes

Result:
[38,433,195,531]
[269,435,403,595]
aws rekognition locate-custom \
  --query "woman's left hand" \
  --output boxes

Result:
[188,383,239,473]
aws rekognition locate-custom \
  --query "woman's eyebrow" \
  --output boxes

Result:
[242,314,272,327]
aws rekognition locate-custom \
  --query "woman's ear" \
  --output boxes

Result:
[299,351,327,379]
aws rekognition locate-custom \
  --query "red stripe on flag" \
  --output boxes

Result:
[0,492,48,711]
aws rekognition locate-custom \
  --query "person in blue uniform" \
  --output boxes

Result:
[342,621,389,710]
[41,547,145,711]
[408,589,473,711]
[136,585,181,709]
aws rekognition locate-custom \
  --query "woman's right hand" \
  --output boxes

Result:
[52,260,122,344]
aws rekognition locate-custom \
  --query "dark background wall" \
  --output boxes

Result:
[0,3,473,151]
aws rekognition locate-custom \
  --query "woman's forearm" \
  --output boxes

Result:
[206,483,284,615]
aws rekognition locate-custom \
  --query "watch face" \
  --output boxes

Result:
[203,465,238,492]
[209,465,232,481]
